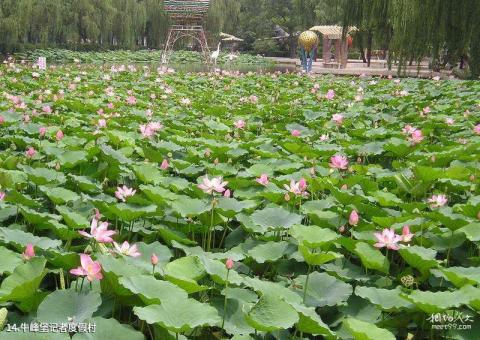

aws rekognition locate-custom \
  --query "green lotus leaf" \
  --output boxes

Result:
[344,317,395,340]
[292,271,352,307]
[72,317,145,340]
[0,258,47,302]
[354,242,389,274]
[398,245,438,274]
[40,186,80,204]
[355,286,413,311]
[36,289,101,324]
[133,298,221,333]
[245,294,299,332]
[119,275,188,304]
[250,206,302,230]
[164,256,207,293]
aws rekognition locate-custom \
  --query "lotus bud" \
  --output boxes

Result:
[225,258,234,270]
[22,244,35,261]
[284,193,291,201]
[469,175,475,182]
[341,184,348,190]
[349,210,359,226]
[224,189,231,198]
[339,225,346,233]
[214,158,219,165]
[151,253,159,266]
[357,157,362,164]
[431,155,436,162]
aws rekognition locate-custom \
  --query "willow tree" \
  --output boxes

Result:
[343,0,480,78]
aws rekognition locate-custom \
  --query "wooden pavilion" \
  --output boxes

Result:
[309,25,357,68]
[162,0,210,64]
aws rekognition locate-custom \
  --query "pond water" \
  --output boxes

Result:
[157,62,296,74]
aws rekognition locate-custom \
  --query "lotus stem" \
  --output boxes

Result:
[221,269,230,329]
[207,197,215,252]
[302,265,311,304]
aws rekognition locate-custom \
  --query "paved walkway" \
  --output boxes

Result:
[267,57,452,78]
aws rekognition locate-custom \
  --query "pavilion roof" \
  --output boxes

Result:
[164,0,210,15]
[309,25,357,39]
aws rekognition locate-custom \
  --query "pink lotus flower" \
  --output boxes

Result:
[349,210,359,226]
[70,254,103,282]
[283,178,308,197]
[56,130,64,141]
[423,107,431,114]
[180,98,191,106]
[374,228,403,250]
[140,124,155,138]
[402,225,414,242]
[198,175,228,194]
[320,134,329,141]
[402,125,416,135]
[329,155,349,170]
[107,102,114,109]
[0,116,4,124]
[98,119,107,128]
[160,159,169,170]
[474,124,480,135]
[249,95,258,104]
[127,96,137,105]
[223,189,231,198]
[140,122,162,138]
[226,258,234,270]
[151,253,159,265]
[78,218,116,243]
[291,129,301,137]
[22,244,35,261]
[408,129,424,145]
[113,241,141,257]
[25,147,36,158]
[428,194,448,208]
[445,118,454,125]
[234,120,246,129]
[325,89,335,100]
[115,185,136,202]
[0,192,5,201]
[42,105,52,114]
[256,174,269,186]
[331,114,344,126]
[39,127,47,137]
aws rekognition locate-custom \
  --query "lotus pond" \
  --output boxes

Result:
[0,60,479,340]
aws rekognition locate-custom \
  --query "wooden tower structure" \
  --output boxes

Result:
[162,0,210,64]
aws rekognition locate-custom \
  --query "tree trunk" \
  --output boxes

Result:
[289,35,296,58]
[366,30,373,67]
[358,32,367,63]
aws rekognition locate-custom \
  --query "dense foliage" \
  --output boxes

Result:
[0,58,479,339]
[2,0,479,76]
[14,49,271,65]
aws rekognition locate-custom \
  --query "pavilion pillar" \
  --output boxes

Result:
[322,37,331,64]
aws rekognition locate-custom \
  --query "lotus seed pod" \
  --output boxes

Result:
[400,275,415,287]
